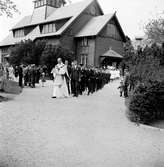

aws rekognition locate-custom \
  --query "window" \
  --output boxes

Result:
[45,24,49,33]
[49,24,53,32]
[52,0,56,6]
[34,0,64,8]
[34,2,37,8]
[14,29,25,38]
[41,23,56,34]
[34,0,47,8]
[1,48,8,53]
[38,0,41,6]
[80,54,88,66]
[43,0,47,5]
[40,0,44,6]
[81,38,89,47]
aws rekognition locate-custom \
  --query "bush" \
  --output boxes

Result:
[9,40,46,66]
[128,81,164,124]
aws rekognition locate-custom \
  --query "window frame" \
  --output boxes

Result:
[80,54,88,66]
[41,23,56,34]
[14,29,25,38]
[81,38,89,47]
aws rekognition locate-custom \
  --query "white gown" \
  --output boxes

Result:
[51,63,69,98]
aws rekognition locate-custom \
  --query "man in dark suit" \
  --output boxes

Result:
[18,65,23,87]
[70,61,81,97]
[30,65,36,88]
[65,60,71,95]
[87,67,95,95]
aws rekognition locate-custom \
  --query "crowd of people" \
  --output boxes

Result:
[0,63,48,88]
[0,59,121,98]
[51,58,114,98]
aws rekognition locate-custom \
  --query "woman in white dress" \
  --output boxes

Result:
[8,65,15,81]
[51,58,69,98]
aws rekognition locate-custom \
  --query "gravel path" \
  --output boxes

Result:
[0,80,164,167]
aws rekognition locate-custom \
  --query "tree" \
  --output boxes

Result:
[9,40,74,71]
[145,17,164,44]
[0,0,19,17]
[9,40,46,65]
[120,36,135,75]
[40,44,74,72]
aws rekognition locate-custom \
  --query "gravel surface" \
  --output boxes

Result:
[0,80,164,167]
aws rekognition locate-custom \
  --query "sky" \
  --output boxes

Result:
[0,0,163,41]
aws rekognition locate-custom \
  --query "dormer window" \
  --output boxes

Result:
[41,23,56,34]
[14,29,25,38]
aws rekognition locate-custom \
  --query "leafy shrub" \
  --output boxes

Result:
[128,81,164,124]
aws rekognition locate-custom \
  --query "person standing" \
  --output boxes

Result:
[41,72,46,87]
[70,61,81,97]
[64,60,71,95]
[8,65,15,81]
[118,80,124,97]
[23,65,29,87]
[18,65,23,87]
[123,70,130,98]
[30,65,36,88]
[51,58,69,98]
[14,66,19,82]
[87,67,95,95]
[36,66,41,84]
[0,64,4,90]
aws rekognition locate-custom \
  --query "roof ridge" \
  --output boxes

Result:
[75,13,115,37]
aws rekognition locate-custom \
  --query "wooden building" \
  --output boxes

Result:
[0,0,126,67]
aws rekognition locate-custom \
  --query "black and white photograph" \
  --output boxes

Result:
[0,0,164,166]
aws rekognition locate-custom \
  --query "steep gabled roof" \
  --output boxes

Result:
[1,0,96,47]
[75,13,126,42]
[12,0,95,30]
[75,14,114,37]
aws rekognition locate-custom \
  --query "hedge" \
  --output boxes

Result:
[128,81,164,124]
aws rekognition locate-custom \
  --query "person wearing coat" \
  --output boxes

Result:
[70,61,81,97]
[18,65,23,87]
[64,60,71,95]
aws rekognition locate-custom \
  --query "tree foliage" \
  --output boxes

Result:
[9,40,74,71]
[123,37,164,85]
[0,0,19,17]
[124,38,164,124]
[145,17,164,44]
[40,44,74,72]
[9,40,46,65]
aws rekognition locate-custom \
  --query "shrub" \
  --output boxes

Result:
[128,81,164,124]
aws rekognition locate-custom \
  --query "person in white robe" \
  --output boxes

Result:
[8,65,15,81]
[51,58,69,98]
